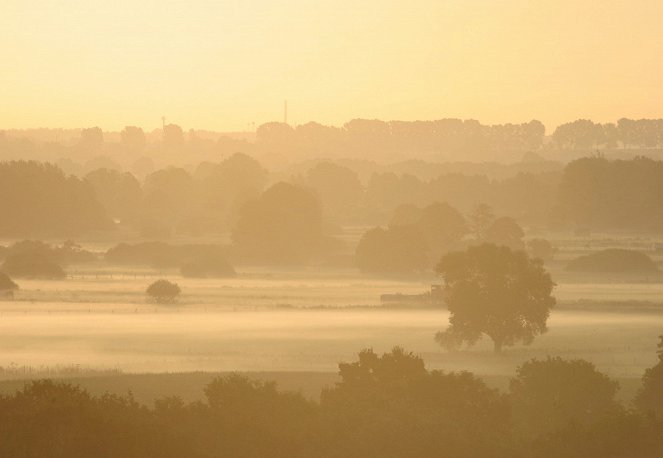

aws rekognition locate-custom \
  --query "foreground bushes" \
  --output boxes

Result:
[1,347,662,458]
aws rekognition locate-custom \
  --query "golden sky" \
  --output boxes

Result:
[2,0,662,132]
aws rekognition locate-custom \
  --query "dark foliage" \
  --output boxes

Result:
[0,161,111,236]
[566,249,658,273]
[2,253,65,279]
[435,244,556,353]
[1,348,663,458]
[146,280,181,304]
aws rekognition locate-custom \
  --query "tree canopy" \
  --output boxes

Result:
[232,182,334,264]
[435,244,556,353]
[0,161,111,237]
[146,280,181,304]
[510,357,621,439]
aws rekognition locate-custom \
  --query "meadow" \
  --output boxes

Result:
[1,233,662,407]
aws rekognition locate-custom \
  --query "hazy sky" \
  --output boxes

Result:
[2,0,662,132]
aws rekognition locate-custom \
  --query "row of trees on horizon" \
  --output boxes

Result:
[3,117,663,167]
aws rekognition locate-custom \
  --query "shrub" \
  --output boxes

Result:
[566,249,658,273]
[146,279,181,304]
[1,253,65,279]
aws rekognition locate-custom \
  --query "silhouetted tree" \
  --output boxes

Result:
[468,203,494,241]
[635,335,663,418]
[85,168,142,222]
[146,279,181,304]
[163,124,184,150]
[355,225,428,275]
[0,161,111,237]
[2,253,65,279]
[197,153,267,225]
[320,347,513,458]
[305,162,364,220]
[120,126,146,153]
[510,357,621,439]
[435,244,555,353]
[232,182,333,264]
[79,127,103,150]
[483,216,525,250]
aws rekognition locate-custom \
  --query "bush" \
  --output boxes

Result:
[1,253,65,279]
[146,279,181,304]
[566,249,658,273]
[180,255,236,278]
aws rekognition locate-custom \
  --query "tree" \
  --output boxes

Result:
[354,225,428,275]
[2,253,65,279]
[120,126,146,153]
[79,127,103,150]
[435,244,556,353]
[197,153,267,223]
[146,279,181,304]
[85,168,142,223]
[468,203,494,241]
[484,216,525,250]
[0,161,111,237]
[635,335,663,417]
[163,124,184,150]
[416,202,468,254]
[232,182,333,264]
[305,161,364,220]
[320,347,513,458]
[509,357,621,439]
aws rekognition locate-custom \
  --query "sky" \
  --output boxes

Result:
[2,0,663,132]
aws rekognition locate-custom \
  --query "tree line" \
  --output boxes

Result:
[0,344,661,458]
[1,155,662,249]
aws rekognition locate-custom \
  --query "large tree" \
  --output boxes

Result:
[509,357,620,439]
[232,182,333,264]
[435,244,555,353]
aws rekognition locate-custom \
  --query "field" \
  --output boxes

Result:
[1,233,662,406]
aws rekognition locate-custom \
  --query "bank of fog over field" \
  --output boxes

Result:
[2,118,663,456]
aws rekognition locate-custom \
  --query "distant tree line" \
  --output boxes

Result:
[0,345,661,458]
[2,155,663,258]
[257,119,545,161]
[552,118,663,150]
